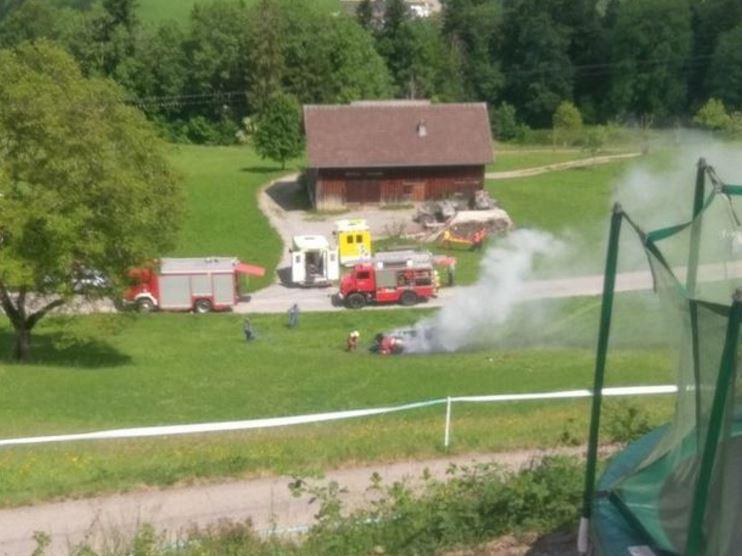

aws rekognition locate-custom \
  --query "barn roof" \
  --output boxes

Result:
[303,101,493,169]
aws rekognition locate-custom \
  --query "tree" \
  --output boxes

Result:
[356,0,375,31]
[552,100,582,145]
[688,0,742,106]
[115,22,189,119]
[442,0,504,106]
[0,42,182,361]
[0,0,68,48]
[693,98,732,131]
[609,0,693,122]
[380,19,464,99]
[281,6,393,104]
[707,25,742,110]
[502,0,574,127]
[549,0,608,121]
[491,102,523,141]
[102,0,138,31]
[382,0,408,38]
[253,92,303,169]
[246,0,286,113]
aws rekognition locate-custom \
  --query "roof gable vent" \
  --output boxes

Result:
[417,120,427,138]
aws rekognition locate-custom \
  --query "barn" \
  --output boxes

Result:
[303,101,494,210]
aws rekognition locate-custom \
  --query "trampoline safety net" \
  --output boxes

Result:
[584,160,742,556]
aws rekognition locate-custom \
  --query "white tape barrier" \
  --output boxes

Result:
[0,399,443,448]
[451,385,678,404]
[0,385,677,449]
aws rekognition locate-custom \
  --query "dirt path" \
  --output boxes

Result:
[0,447,601,556]
[485,152,642,180]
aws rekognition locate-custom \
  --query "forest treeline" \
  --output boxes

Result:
[1,0,741,143]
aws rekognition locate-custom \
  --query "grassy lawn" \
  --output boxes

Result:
[138,0,342,24]
[166,144,294,290]
[0,292,675,505]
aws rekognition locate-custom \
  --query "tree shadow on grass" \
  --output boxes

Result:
[0,330,131,369]
[265,178,312,212]
[241,165,283,174]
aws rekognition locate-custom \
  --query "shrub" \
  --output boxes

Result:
[492,102,527,142]
[603,401,652,444]
[552,101,583,146]
[694,98,732,132]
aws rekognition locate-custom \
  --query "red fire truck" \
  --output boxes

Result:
[125,257,265,313]
[338,251,453,309]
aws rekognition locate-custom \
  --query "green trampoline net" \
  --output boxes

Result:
[586,161,742,555]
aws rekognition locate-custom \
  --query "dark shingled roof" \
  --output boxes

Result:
[304,101,493,169]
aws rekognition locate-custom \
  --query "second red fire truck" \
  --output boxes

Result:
[337,250,454,309]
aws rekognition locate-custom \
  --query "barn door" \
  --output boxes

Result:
[362,180,381,204]
[346,179,381,205]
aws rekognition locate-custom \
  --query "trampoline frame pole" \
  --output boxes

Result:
[687,158,707,294]
[686,294,742,555]
[688,160,707,439]
[579,203,623,553]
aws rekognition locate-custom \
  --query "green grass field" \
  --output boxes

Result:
[165,144,291,290]
[0,292,675,506]
[138,0,342,24]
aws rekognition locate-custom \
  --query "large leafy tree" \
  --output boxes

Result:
[707,24,742,110]
[609,0,693,122]
[253,92,303,169]
[0,42,182,361]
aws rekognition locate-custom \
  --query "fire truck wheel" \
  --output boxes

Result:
[193,299,213,314]
[399,290,418,306]
[346,293,366,309]
[136,298,155,313]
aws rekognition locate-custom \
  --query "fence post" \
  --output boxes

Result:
[444,396,452,449]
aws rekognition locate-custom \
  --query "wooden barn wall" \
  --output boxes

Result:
[314,166,484,209]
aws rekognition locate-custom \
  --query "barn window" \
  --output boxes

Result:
[346,236,354,244]
[355,234,363,243]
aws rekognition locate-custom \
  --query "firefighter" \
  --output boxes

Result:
[447,262,456,287]
[287,303,300,328]
[243,318,255,342]
[346,330,360,352]
[471,228,487,251]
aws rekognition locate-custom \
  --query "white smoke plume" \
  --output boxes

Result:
[404,230,565,353]
[401,133,742,355]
